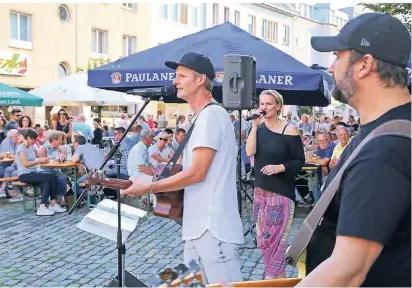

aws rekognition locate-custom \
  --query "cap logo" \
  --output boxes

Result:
[360,38,370,47]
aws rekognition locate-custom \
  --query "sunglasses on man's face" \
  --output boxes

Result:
[159,138,168,141]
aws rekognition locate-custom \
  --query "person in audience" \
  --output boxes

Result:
[138,116,150,132]
[53,108,71,137]
[5,109,22,130]
[106,127,140,179]
[117,113,129,130]
[18,115,33,129]
[329,115,340,131]
[92,118,103,148]
[71,135,106,195]
[171,128,186,150]
[15,128,66,216]
[72,114,93,141]
[127,129,155,177]
[176,115,187,131]
[315,115,330,132]
[246,90,305,279]
[307,132,335,180]
[38,131,69,205]
[347,115,359,134]
[127,129,156,208]
[298,114,312,135]
[0,129,19,197]
[329,127,351,169]
[147,131,172,168]
[0,115,7,143]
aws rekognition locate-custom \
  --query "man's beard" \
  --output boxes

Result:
[331,66,356,104]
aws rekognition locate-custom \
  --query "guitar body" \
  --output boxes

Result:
[152,162,184,224]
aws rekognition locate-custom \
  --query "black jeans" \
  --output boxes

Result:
[19,172,58,205]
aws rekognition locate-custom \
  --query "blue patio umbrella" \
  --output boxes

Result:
[88,22,330,107]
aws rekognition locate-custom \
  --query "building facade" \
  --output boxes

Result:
[0,3,152,124]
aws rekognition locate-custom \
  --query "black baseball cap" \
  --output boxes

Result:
[165,52,216,81]
[311,13,411,68]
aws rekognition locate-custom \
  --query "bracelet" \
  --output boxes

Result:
[150,181,155,194]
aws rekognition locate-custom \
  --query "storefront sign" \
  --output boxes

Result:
[0,52,28,76]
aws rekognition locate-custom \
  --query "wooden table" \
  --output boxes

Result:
[0,158,14,163]
[40,162,81,208]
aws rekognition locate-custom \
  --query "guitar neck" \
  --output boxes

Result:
[87,178,132,190]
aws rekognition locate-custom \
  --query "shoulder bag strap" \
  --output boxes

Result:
[285,119,411,266]
[159,102,218,179]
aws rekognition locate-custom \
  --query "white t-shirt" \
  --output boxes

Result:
[147,143,169,168]
[182,104,244,245]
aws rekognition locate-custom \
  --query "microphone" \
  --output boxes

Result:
[126,86,176,97]
[246,111,266,121]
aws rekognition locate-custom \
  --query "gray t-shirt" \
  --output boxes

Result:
[74,143,104,170]
[16,144,39,176]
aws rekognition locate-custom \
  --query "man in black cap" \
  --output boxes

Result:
[121,52,244,284]
[296,13,411,287]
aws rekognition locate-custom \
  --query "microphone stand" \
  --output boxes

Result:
[68,97,152,288]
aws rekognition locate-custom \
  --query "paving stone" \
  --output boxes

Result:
[4,279,21,286]
[243,262,256,268]
[249,274,263,280]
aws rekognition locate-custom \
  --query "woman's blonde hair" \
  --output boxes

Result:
[259,90,284,117]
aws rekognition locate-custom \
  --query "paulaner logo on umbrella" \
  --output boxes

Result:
[111,72,122,84]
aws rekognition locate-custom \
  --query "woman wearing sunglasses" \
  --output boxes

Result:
[53,108,72,143]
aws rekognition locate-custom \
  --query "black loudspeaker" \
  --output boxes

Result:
[223,54,257,110]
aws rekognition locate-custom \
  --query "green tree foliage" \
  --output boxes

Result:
[360,3,411,32]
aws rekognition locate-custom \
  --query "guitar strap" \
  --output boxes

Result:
[159,101,219,179]
[285,119,411,266]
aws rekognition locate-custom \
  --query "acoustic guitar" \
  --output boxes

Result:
[84,162,184,224]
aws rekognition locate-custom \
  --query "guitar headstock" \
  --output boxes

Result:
[85,169,106,195]
[147,260,204,287]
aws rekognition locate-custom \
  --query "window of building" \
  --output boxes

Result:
[199,3,206,29]
[180,4,188,24]
[159,4,168,19]
[261,20,267,38]
[9,11,32,49]
[248,15,255,35]
[58,62,69,78]
[123,36,136,56]
[272,22,278,42]
[282,25,289,45]
[212,4,219,25]
[189,6,198,27]
[234,10,240,26]
[267,21,273,41]
[170,4,178,21]
[92,28,107,55]
[58,5,70,23]
[122,3,137,10]
[224,7,229,22]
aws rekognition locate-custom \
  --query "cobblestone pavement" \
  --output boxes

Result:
[0,196,306,287]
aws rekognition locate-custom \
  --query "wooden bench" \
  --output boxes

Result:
[0,176,18,182]
[11,180,39,212]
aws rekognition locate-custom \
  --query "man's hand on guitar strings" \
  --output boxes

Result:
[120,173,153,197]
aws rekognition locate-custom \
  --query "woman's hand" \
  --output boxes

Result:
[261,164,285,175]
[251,110,264,127]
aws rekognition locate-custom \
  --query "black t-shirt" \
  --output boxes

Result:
[307,102,411,287]
[254,124,305,200]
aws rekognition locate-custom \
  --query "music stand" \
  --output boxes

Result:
[68,97,154,287]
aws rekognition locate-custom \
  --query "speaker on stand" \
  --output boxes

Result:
[223,54,257,242]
